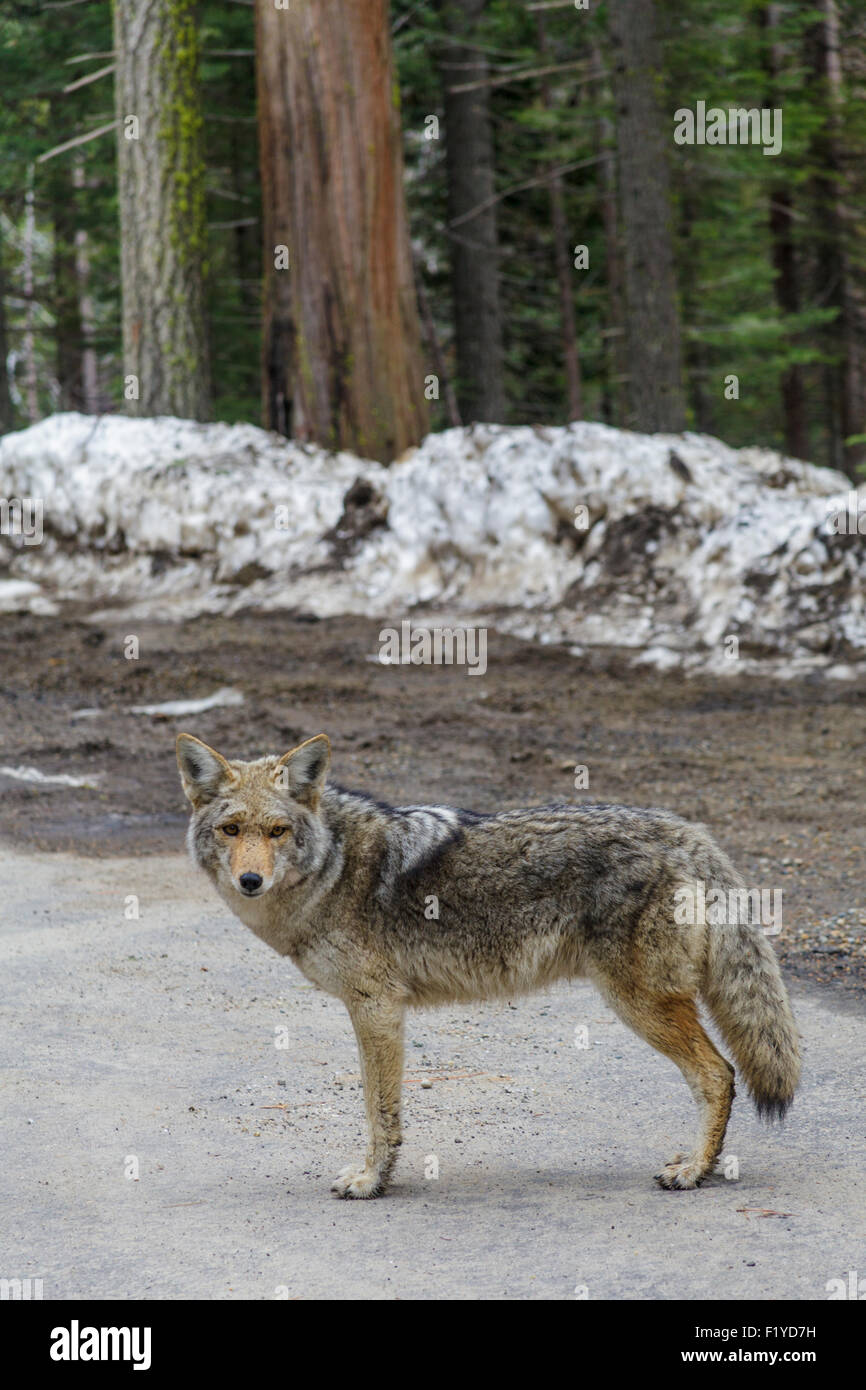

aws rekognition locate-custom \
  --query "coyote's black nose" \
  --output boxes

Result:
[239,873,263,894]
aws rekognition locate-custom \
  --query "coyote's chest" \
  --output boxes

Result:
[219,884,294,956]
[219,881,349,997]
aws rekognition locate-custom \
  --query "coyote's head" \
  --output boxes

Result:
[176,733,331,899]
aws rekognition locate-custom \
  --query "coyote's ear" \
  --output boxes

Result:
[176,734,234,807]
[276,734,330,808]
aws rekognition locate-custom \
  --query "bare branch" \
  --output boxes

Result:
[37,120,118,165]
[449,59,591,95]
[65,52,116,64]
[449,153,604,230]
[209,186,253,205]
[63,63,115,94]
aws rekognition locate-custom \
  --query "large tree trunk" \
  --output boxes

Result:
[762,5,808,461]
[256,0,427,461]
[808,0,865,476]
[113,0,210,420]
[537,12,581,422]
[438,0,505,423]
[608,0,685,433]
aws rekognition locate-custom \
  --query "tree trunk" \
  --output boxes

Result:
[537,12,581,422]
[608,0,686,433]
[808,0,865,476]
[0,222,12,434]
[769,186,808,459]
[256,0,427,461]
[762,5,808,460]
[591,43,626,428]
[679,188,712,435]
[23,164,39,424]
[113,0,210,420]
[415,263,462,428]
[73,161,100,414]
[438,0,505,423]
[50,119,85,412]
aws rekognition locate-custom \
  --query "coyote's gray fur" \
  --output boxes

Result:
[177,732,801,1199]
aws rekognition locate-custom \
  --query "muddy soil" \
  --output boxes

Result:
[1,607,864,997]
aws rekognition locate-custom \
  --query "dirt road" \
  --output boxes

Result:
[1,842,863,1300]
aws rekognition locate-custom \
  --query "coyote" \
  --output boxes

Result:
[177,733,801,1199]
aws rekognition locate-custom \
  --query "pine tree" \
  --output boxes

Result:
[113,0,211,420]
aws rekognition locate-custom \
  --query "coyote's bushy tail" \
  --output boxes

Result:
[701,917,801,1120]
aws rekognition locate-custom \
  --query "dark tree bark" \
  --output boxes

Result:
[438,0,505,423]
[537,12,581,422]
[256,0,427,461]
[762,5,808,460]
[807,0,866,476]
[608,0,686,433]
[113,0,211,420]
[591,43,626,427]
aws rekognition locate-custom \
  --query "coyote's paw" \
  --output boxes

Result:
[330,1163,385,1200]
[654,1154,706,1190]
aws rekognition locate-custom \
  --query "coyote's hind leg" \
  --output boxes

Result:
[601,987,735,1190]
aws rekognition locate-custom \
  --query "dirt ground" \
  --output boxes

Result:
[1,606,865,998]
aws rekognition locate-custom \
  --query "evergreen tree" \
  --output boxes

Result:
[113,0,211,420]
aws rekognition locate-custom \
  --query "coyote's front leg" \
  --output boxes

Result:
[331,999,405,1200]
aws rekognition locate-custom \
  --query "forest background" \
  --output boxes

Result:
[1,0,864,478]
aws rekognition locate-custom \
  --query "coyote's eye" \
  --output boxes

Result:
[270,825,289,838]
[221,823,239,836]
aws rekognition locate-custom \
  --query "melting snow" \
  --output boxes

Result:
[70,687,245,720]
[128,688,245,718]
[0,764,101,789]
[1,412,863,678]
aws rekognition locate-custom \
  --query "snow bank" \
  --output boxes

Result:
[1,412,863,676]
